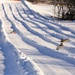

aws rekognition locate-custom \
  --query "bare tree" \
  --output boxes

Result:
[27,0,75,20]
[53,0,75,20]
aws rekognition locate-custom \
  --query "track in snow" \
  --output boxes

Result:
[0,1,75,75]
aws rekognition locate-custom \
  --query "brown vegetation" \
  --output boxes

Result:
[27,0,75,20]
[53,0,75,20]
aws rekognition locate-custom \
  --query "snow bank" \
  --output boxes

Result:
[0,19,44,75]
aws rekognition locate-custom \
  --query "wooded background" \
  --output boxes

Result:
[27,0,75,20]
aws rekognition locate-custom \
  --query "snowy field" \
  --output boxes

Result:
[0,0,75,75]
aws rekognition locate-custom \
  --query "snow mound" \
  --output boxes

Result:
[0,20,44,75]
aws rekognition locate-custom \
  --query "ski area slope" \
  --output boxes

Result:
[0,0,75,75]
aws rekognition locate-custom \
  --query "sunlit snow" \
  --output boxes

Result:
[0,0,75,75]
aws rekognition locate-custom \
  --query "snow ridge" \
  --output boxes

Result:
[0,0,75,75]
[0,18,44,75]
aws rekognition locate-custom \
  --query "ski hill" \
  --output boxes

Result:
[0,0,75,75]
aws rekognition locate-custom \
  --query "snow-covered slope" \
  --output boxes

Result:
[0,0,75,75]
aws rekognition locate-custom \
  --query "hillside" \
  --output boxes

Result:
[0,0,75,75]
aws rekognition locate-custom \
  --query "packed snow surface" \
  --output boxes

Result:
[0,0,75,75]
